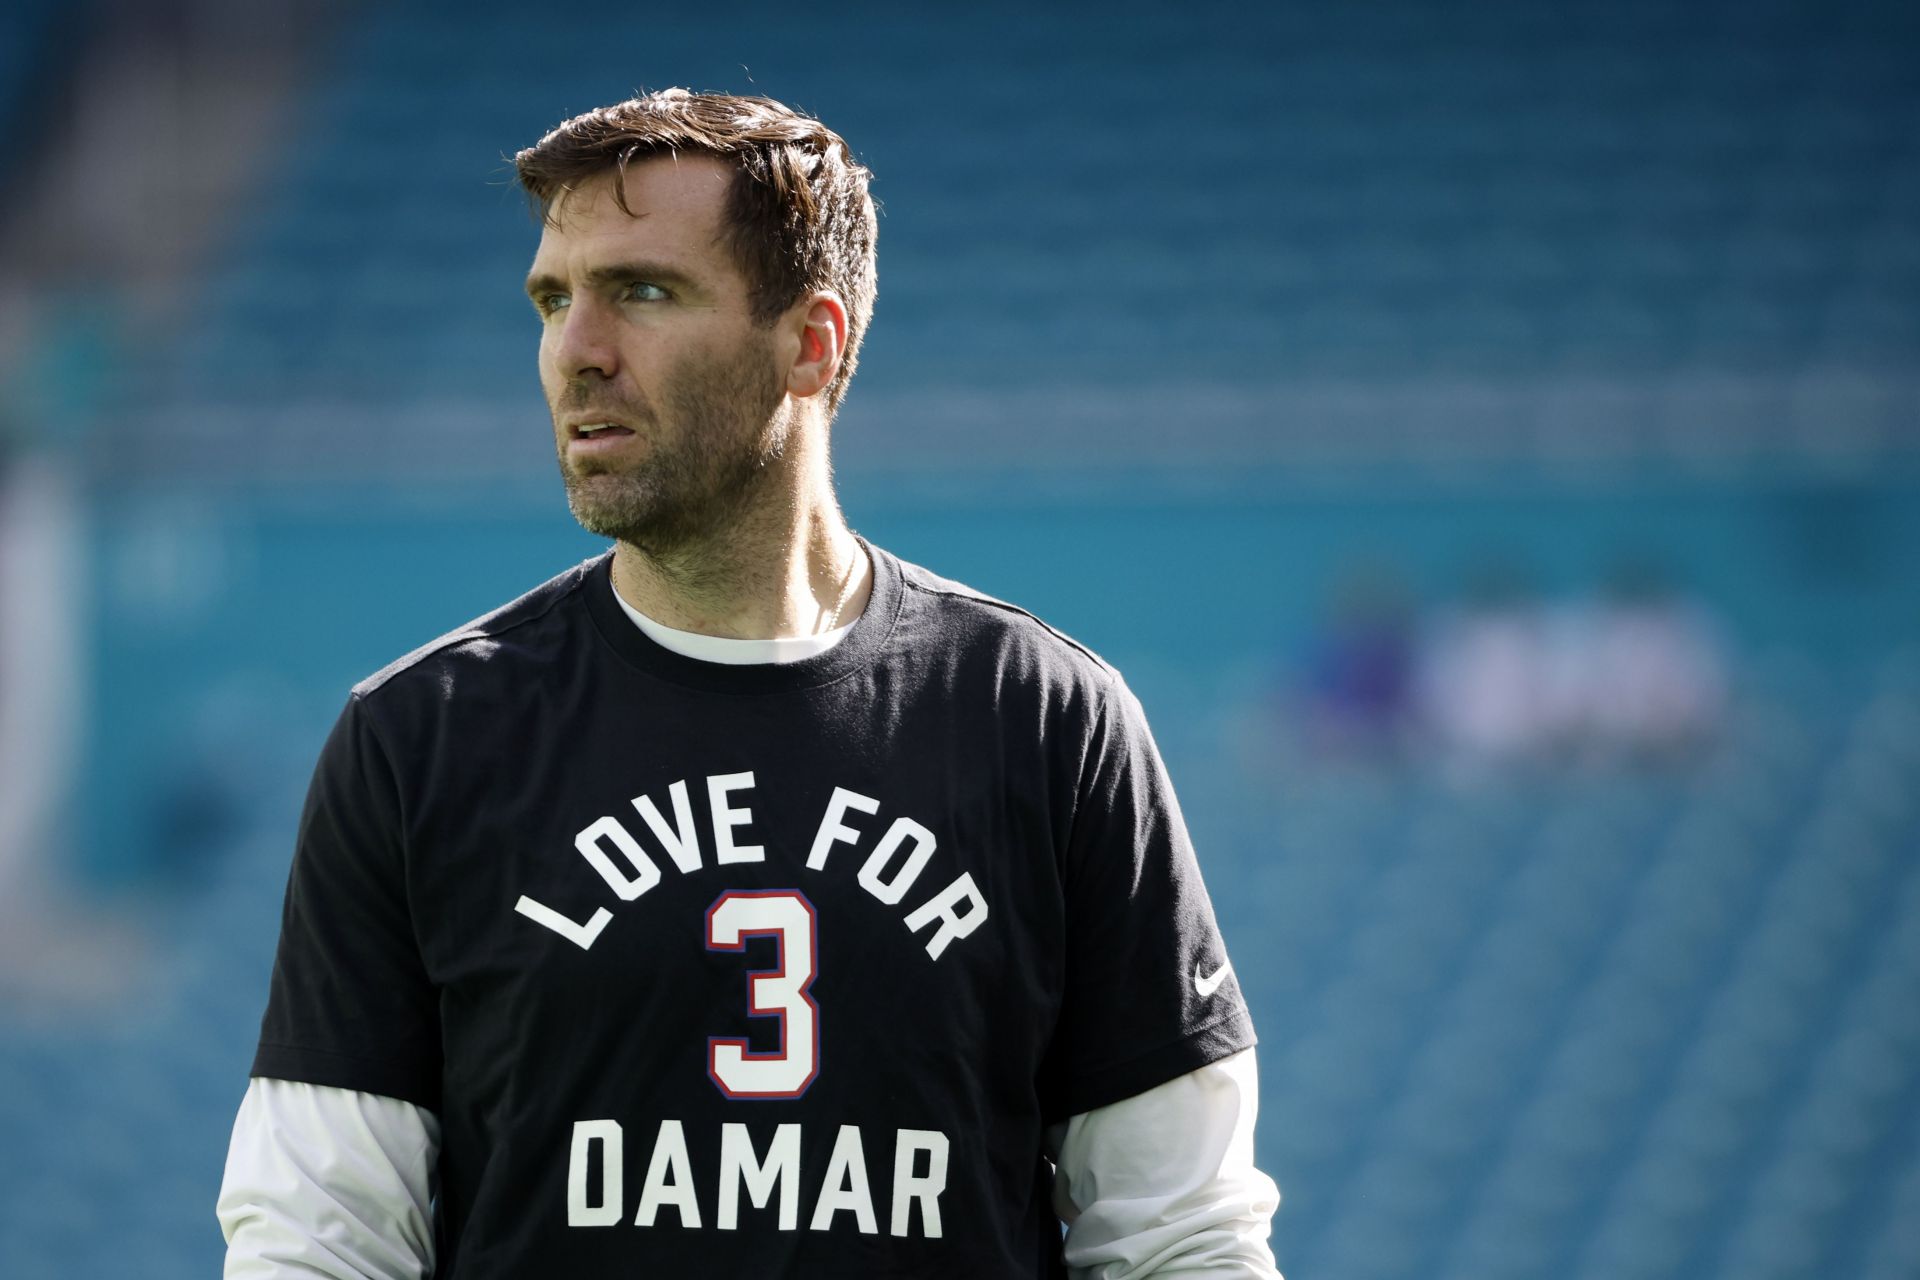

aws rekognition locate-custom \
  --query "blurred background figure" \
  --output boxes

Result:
[1571,557,1729,763]
[1417,559,1559,769]
[2,1,1918,1278]
[1409,556,1732,772]
[1299,562,1418,762]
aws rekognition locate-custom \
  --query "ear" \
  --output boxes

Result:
[785,291,848,401]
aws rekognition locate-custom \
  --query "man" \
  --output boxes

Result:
[218,88,1280,1278]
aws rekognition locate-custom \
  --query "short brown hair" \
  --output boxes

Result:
[514,88,878,414]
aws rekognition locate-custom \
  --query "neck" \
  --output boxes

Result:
[609,445,871,641]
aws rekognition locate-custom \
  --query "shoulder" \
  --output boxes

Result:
[884,548,1122,699]
[350,552,607,707]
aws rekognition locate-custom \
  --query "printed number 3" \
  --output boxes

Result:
[705,890,820,1099]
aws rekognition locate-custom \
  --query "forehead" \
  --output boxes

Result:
[530,153,738,278]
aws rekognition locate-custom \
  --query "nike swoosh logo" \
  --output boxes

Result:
[1195,960,1232,997]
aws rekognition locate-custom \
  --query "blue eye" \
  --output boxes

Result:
[535,293,569,317]
[625,281,669,302]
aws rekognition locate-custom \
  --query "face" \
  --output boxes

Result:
[526,156,792,553]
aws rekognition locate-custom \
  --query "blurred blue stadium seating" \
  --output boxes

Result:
[3,1,1918,1277]
[0,0,75,146]
[118,0,1920,474]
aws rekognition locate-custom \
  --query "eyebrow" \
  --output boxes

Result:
[523,261,701,302]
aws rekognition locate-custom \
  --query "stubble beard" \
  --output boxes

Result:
[554,331,791,557]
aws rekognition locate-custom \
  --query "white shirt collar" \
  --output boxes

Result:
[610,579,857,666]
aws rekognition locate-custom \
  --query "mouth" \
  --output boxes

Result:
[570,421,637,441]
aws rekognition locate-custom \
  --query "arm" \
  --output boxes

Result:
[221,695,444,1272]
[218,1077,439,1279]
[1046,673,1279,1276]
[1049,1049,1281,1279]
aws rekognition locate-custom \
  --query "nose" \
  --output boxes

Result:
[552,296,620,381]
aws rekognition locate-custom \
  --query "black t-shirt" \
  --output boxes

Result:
[253,541,1254,1278]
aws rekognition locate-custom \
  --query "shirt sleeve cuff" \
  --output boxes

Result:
[1051,1006,1257,1121]
[252,1041,441,1112]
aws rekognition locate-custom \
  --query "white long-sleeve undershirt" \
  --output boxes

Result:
[218,1080,439,1280]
